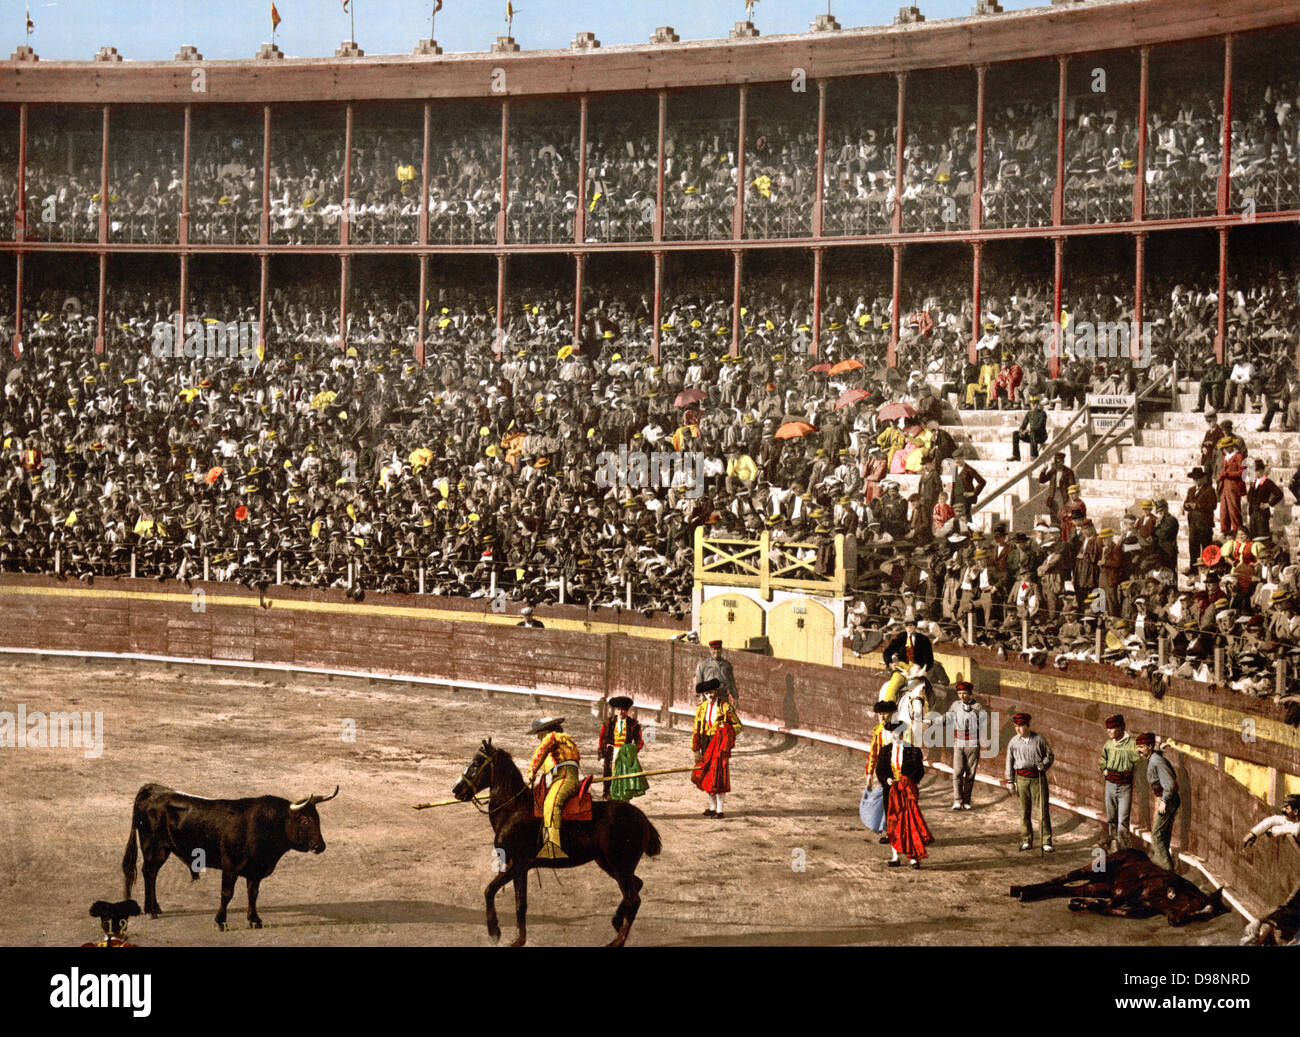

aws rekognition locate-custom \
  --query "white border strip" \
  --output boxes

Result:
[1,645,1255,924]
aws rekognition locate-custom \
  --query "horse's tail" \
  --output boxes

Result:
[644,820,663,858]
[122,791,145,899]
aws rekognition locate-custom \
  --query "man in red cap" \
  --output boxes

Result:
[1137,732,1179,870]
[694,639,737,705]
[1004,712,1054,852]
[1100,714,1139,851]
[945,680,984,810]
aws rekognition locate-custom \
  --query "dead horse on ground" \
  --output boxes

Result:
[1010,848,1229,926]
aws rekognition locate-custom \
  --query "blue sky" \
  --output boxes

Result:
[15,0,1046,60]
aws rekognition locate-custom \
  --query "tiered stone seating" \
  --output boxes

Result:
[939,385,1300,567]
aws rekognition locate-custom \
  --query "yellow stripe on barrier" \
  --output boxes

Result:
[0,584,682,641]
[996,668,1300,755]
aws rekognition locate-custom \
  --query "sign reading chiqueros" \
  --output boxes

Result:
[1086,394,1135,434]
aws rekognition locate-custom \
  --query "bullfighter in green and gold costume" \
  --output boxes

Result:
[598,696,648,802]
[525,717,581,860]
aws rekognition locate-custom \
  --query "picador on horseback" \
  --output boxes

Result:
[524,717,581,860]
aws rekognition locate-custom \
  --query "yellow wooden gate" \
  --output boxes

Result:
[767,598,835,666]
[699,593,764,650]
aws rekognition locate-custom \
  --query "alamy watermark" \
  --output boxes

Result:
[594,446,708,499]
[1042,318,1152,369]
[151,317,260,364]
[0,703,103,758]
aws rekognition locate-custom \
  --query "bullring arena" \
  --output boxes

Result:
[0,653,1242,947]
[0,578,1289,947]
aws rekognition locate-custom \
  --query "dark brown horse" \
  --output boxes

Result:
[452,739,662,947]
[1010,849,1229,926]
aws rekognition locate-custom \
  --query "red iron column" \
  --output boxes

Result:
[811,248,824,358]
[575,97,588,245]
[893,73,906,234]
[973,65,986,233]
[1218,36,1234,216]
[734,86,748,242]
[655,90,666,242]
[813,80,827,239]
[180,105,191,245]
[1051,238,1063,379]
[261,105,271,245]
[341,104,353,247]
[652,251,664,363]
[1134,48,1148,222]
[1053,57,1067,227]
[1133,232,1145,367]
[888,244,901,369]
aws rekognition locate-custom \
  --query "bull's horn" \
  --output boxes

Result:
[289,785,340,811]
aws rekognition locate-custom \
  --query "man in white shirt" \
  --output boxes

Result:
[1226,351,1256,414]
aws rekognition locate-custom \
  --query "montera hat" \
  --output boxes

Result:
[608,696,634,710]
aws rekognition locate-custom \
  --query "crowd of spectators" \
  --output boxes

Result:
[1,261,1297,718]
[10,65,1296,246]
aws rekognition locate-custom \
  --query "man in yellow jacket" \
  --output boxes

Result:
[525,717,581,860]
[692,679,742,818]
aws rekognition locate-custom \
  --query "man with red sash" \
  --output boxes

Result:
[875,721,933,868]
[692,679,742,819]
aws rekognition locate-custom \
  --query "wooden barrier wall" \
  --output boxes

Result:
[2,575,1297,919]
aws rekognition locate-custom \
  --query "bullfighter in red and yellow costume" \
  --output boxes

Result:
[692,679,742,819]
[525,717,581,860]
[875,721,933,868]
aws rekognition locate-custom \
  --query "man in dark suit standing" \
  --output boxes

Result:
[1246,459,1284,540]
[1009,395,1048,462]
[882,614,933,676]
[875,721,933,868]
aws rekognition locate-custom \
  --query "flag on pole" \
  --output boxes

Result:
[435,0,443,11]
[271,2,281,31]
[26,6,34,34]
[342,0,351,11]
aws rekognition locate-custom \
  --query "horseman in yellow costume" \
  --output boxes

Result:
[525,717,581,860]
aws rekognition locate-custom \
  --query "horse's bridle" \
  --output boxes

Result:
[464,748,528,815]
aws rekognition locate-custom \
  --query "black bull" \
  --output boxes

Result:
[1011,849,1229,926]
[122,783,338,929]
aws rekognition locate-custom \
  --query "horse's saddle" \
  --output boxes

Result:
[533,776,594,821]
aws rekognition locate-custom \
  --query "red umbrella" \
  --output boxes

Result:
[774,421,818,440]
[834,388,869,411]
[235,505,249,521]
[808,362,833,374]
[674,388,707,408]
[876,402,917,422]
[829,358,864,374]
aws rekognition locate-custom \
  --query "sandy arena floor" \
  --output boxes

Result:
[0,656,1241,947]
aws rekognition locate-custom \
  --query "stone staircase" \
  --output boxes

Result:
[939,387,1300,566]
[939,407,1082,526]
